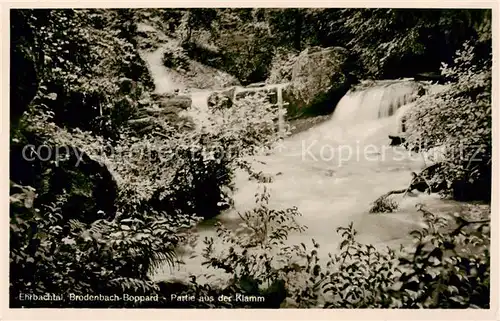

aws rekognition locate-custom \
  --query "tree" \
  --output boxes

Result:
[180,8,219,44]
[405,41,492,201]
[340,9,492,78]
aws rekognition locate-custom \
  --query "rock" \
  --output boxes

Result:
[208,92,232,109]
[221,86,236,99]
[207,87,236,109]
[284,46,353,117]
[151,92,175,100]
[142,107,176,116]
[414,72,447,84]
[389,135,406,146]
[159,95,192,110]
[127,117,152,127]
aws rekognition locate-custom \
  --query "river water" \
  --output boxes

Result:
[143,45,461,283]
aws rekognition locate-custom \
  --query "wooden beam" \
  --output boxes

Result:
[277,86,284,138]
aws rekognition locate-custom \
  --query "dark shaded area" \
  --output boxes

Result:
[452,163,492,202]
[182,37,274,85]
[389,135,406,146]
[10,137,118,223]
[149,149,233,219]
[10,10,39,126]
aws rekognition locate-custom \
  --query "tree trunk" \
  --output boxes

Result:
[294,10,303,51]
[185,10,192,43]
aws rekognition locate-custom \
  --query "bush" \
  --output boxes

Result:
[10,9,491,310]
[267,47,299,84]
[341,9,491,78]
[369,195,399,213]
[392,204,490,308]
[162,45,190,70]
[184,27,275,85]
[198,186,306,308]
[181,41,224,68]
[9,181,200,308]
[18,9,154,140]
[193,199,490,308]
[10,9,286,308]
[10,70,284,307]
[405,42,492,201]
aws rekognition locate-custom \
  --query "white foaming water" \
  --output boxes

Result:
[140,43,185,94]
[142,47,460,284]
[331,80,422,124]
[182,90,213,130]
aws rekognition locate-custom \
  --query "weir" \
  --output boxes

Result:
[331,80,424,124]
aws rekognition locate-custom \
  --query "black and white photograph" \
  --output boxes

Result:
[6,5,496,312]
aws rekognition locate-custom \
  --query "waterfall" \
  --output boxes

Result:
[331,80,424,125]
[184,90,213,130]
[140,43,185,94]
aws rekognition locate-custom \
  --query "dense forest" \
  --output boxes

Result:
[10,8,492,308]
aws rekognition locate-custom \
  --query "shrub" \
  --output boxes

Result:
[20,9,154,140]
[10,9,286,308]
[405,42,492,201]
[9,182,200,308]
[198,186,308,308]
[267,47,299,84]
[392,204,490,308]
[187,27,275,85]
[181,41,224,68]
[162,45,190,70]
[369,195,399,213]
[10,72,284,306]
[194,199,490,308]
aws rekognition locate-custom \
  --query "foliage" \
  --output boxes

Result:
[392,204,490,308]
[198,186,306,307]
[177,9,219,44]
[267,47,299,84]
[369,196,399,213]
[10,8,285,308]
[10,8,492,309]
[10,30,284,305]
[10,182,199,308]
[157,8,280,84]
[161,44,190,70]
[194,199,490,308]
[340,9,492,78]
[405,42,492,201]
[150,8,491,82]
[185,23,275,85]
[20,9,153,140]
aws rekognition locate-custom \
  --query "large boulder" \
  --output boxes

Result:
[147,93,192,115]
[158,94,192,110]
[282,46,354,118]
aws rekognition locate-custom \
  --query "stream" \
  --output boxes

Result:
[142,45,462,283]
